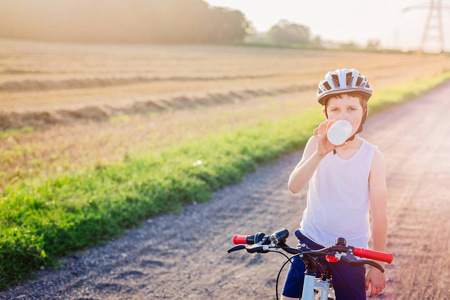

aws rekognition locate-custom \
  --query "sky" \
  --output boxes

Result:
[205,0,450,52]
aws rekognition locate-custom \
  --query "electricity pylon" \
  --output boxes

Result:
[403,0,450,52]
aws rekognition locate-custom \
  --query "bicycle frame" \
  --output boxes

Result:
[302,274,334,300]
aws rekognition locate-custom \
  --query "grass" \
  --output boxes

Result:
[231,41,447,55]
[0,127,34,139]
[109,115,132,123]
[368,74,450,113]
[0,72,449,289]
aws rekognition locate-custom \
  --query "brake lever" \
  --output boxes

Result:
[227,245,246,253]
[360,260,385,273]
[338,254,385,273]
[246,244,269,254]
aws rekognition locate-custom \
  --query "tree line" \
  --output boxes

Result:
[0,0,249,43]
[247,20,382,50]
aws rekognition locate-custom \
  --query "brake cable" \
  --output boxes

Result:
[267,250,302,300]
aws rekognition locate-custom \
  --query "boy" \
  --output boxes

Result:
[282,69,388,299]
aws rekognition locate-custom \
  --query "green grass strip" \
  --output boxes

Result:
[1,72,449,289]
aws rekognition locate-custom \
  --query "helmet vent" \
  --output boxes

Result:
[331,74,340,87]
[356,77,363,86]
[365,83,371,88]
[324,82,332,90]
[346,73,352,86]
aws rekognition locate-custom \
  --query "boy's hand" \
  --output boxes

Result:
[313,120,345,157]
[365,266,386,297]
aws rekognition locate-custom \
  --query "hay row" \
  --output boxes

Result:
[0,83,315,130]
[0,74,276,92]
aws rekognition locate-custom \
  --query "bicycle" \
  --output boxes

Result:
[227,228,393,300]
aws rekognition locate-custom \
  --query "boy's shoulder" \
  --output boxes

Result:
[362,138,380,152]
[365,139,385,172]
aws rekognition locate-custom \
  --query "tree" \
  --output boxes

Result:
[208,7,249,43]
[0,0,250,44]
[267,20,311,45]
[311,35,322,47]
[366,39,381,50]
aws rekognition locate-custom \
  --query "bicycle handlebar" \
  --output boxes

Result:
[353,247,393,264]
[228,229,393,300]
[233,232,271,245]
[230,229,394,266]
[233,234,251,245]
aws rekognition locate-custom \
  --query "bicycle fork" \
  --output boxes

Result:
[301,274,335,300]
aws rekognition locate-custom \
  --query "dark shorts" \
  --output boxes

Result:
[282,230,366,300]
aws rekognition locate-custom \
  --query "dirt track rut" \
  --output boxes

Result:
[2,81,450,299]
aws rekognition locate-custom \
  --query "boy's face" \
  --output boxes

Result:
[324,94,365,136]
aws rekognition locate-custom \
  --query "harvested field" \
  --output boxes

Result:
[1,38,450,190]
[2,39,449,111]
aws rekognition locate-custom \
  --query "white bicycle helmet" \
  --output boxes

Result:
[317,68,373,105]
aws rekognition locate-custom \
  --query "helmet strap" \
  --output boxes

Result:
[347,107,367,141]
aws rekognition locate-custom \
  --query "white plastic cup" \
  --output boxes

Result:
[326,120,353,145]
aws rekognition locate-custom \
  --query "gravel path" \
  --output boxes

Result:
[2,81,450,300]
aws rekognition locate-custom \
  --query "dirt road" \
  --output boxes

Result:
[2,81,450,299]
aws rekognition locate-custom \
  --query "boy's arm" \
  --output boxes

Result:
[369,149,388,258]
[288,120,337,194]
[287,135,320,194]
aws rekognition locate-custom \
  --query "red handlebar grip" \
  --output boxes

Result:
[233,235,248,245]
[353,247,393,264]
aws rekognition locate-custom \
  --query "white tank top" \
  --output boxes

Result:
[300,139,377,248]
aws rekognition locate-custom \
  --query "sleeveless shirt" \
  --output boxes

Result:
[300,139,378,248]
